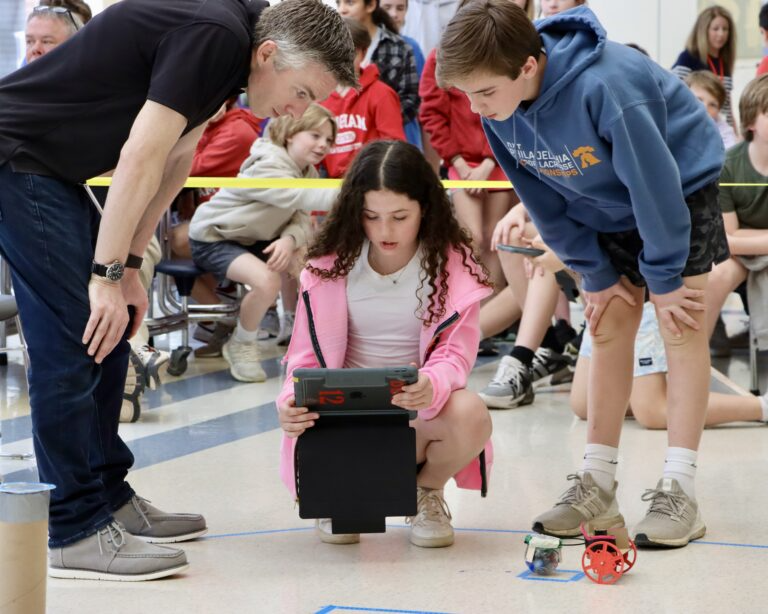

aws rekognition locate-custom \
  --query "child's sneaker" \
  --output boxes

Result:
[120,350,145,423]
[276,311,294,347]
[531,347,574,389]
[478,337,499,357]
[315,518,360,544]
[134,344,170,390]
[532,472,625,537]
[633,478,706,548]
[222,337,266,382]
[478,355,534,409]
[406,487,454,548]
[259,307,280,338]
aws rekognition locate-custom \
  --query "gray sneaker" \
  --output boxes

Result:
[222,336,267,382]
[478,355,534,409]
[633,478,706,548]
[531,347,574,389]
[49,521,188,581]
[532,472,625,537]
[113,495,208,543]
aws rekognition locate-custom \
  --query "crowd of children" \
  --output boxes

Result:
[128,0,768,552]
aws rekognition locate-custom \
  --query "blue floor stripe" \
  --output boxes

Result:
[0,358,284,444]
[2,399,280,482]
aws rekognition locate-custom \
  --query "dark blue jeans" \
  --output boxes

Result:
[0,163,135,547]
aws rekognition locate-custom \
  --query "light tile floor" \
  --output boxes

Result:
[1,304,767,614]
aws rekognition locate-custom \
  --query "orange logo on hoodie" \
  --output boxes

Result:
[572,146,601,169]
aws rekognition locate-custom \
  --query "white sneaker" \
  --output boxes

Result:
[222,337,267,382]
[134,344,170,390]
[407,487,454,548]
[276,311,294,347]
[315,518,360,544]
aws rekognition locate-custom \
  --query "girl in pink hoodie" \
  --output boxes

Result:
[277,140,494,548]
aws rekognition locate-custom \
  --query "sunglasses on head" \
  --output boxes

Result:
[32,5,80,31]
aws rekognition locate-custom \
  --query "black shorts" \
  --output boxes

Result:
[189,237,271,281]
[597,182,729,288]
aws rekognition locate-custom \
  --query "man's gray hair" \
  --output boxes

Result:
[27,8,81,37]
[255,0,357,88]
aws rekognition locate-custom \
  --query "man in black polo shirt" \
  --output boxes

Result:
[0,0,354,582]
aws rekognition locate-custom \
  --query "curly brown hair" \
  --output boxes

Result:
[307,140,492,326]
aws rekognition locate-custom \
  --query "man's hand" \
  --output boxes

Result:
[278,395,319,438]
[491,203,528,250]
[650,285,705,337]
[121,270,149,338]
[263,236,296,273]
[392,368,434,410]
[582,279,637,333]
[83,278,129,363]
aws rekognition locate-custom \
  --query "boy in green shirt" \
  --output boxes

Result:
[705,75,768,333]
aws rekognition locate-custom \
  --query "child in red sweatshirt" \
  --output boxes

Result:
[320,18,405,178]
[419,47,515,287]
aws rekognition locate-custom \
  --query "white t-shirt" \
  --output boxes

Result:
[344,241,424,368]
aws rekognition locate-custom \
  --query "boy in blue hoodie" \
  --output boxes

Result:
[437,0,727,548]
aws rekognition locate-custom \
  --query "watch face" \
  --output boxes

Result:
[106,262,124,281]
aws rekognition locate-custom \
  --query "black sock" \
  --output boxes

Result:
[510,345,535,368]
[540,326,563,353]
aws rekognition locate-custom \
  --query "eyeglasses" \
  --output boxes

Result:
[32,5,80,31]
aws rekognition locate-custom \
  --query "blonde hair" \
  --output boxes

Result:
[438,0,541,87]
[684,70,726,110]
[267,103,337,148]
[685,5,735,75]
[740,75,768,142]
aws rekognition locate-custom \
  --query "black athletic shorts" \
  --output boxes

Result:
[597,182,729,288]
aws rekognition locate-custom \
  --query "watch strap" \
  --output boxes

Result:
[125,253,143,269]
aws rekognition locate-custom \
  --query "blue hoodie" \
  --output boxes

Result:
[483,7,724,294]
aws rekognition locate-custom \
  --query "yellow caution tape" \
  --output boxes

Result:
[85,176,515,190]
[85,177,767,189]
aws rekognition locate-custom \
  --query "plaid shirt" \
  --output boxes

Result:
[371,27,420,124]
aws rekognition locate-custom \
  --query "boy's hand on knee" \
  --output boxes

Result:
[650,285,705,337]
[582,281,637,333]
[392,370,434,410]
[279,395,318,438]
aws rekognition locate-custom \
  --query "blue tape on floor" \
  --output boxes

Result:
[315,607,456,614]
[517,569,585,583]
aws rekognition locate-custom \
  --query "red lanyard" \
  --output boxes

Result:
[708,56,724,81]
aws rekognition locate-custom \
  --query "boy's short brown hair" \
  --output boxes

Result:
[437,0,541,87]
[267,103,337,148]
[740,74,768,142]
[684,71,726,110]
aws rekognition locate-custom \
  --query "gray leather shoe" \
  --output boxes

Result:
[113,495,208,543]
[49,522,188,581]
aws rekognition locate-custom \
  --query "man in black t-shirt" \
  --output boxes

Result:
[0,0,354,582]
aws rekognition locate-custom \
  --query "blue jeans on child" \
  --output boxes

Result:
[0,163,135,547]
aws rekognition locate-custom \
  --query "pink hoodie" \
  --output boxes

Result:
[276,246,494,497]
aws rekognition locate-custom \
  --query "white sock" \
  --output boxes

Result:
[662,447,698,499]
[234,321,260,343]
[759,393,768,422]
[582,443,619,493]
